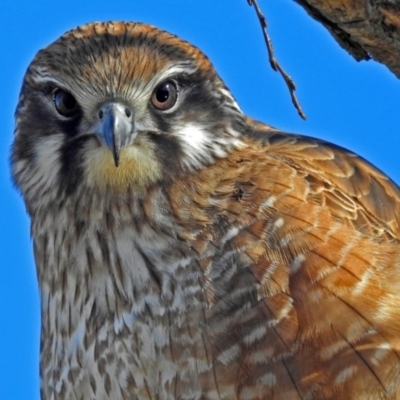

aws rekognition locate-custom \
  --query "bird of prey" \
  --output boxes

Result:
[11,21,400,400]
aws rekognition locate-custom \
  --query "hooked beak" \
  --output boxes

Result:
[93,101,135,167]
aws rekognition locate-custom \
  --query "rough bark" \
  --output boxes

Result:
[294,0,400,78]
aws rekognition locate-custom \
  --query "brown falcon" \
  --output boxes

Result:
[11,21,400,400]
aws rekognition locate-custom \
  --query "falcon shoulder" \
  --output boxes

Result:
[246,118,400,241]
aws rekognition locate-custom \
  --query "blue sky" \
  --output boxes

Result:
[1,1,399,398]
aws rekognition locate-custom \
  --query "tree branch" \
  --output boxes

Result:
[294,0,400,79]
[248,0,306,120]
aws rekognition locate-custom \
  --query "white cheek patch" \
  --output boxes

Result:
[177,123,209,148]
[35,134,63,164]
[174,123,214,169]
[32,134,64,191]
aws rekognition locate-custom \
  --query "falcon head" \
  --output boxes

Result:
[12,22,245,212]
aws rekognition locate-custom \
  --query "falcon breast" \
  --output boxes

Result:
[11,21,400,400]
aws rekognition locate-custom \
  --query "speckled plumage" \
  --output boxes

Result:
[11,21,400,399]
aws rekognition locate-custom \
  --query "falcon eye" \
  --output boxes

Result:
[53,89,79,117]
[151,81,178,111]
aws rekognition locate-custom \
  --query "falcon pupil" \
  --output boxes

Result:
[156,85,170,103]
[54,89,78,117]
[61,94,76,110]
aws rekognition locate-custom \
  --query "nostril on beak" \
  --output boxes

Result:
[124,107,132,119]
[98,109,104,120]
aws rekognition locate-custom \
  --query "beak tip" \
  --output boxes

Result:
[113,154,120,168]
[112,139,121,167]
